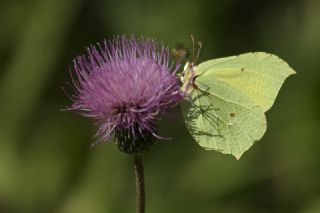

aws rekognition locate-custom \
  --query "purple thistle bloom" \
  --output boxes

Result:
[66,35,183,153]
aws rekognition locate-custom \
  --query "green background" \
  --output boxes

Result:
[0,0,319,212]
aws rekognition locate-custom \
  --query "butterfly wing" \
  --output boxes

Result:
[182,52,295,159]
[196,52,296,112]
[182,78,266,159]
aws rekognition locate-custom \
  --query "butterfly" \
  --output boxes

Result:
[181,34,296,159]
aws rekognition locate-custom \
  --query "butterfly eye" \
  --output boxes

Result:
[191,75,200,89]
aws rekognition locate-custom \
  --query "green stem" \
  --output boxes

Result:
[134,154,145,213]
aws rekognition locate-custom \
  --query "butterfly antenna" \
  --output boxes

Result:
[188,33,195,64]
[194,41,202,65]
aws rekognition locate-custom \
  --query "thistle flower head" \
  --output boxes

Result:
[66,35,182,154]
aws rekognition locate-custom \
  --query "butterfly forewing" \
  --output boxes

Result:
[196,52,295,112]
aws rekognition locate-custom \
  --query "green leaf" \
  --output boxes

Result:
[181,52,296,159]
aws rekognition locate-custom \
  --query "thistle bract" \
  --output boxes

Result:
[66,35,182,154]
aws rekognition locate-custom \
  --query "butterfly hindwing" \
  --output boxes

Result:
[182,77,266,159]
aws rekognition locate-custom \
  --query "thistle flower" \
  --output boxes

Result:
[66,35,182,154]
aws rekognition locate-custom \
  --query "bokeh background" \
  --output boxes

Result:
[0,0,319,212]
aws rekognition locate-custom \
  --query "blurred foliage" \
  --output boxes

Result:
[0,0,319,212]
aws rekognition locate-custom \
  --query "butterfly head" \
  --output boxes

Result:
[181,34,202,92]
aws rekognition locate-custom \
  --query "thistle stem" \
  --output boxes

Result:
[134,154,145,213]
